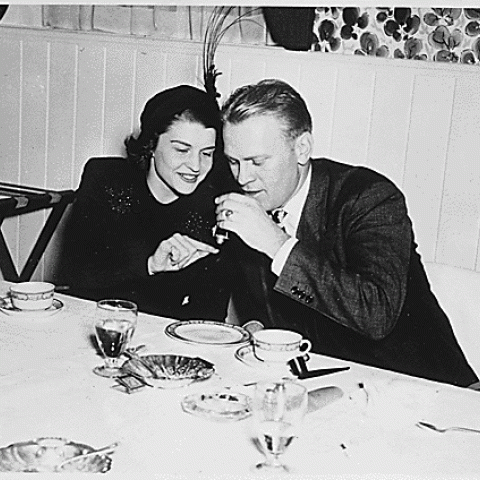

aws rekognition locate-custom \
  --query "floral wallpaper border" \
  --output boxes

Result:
[4,6,480,66]
[312,7,480,64]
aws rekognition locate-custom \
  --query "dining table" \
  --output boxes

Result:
[1,280,480,479]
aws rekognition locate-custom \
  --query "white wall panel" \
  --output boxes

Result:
[18,40,49,279]
[135,49,167,133]
[367,67,413,189]
[0,38,22,278]
[42,41,78,279]
[46,41,77,190]
[402,74,455,262]
[103,48,136,156]
[330,65,375,167]
[225,55,267,94]
[0,38,22,183]
[74,44,105,187]
[299,61,338,159]
[437,74,480,270]
[264,58,302,89]
[164,52,199,89]
[20,40,48,187]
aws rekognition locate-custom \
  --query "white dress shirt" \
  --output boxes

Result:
[271,166,312,276]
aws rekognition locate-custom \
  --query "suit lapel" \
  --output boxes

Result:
[297,160,327,245]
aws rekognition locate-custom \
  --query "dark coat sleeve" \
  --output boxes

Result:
[58,158,152,294]
[57,157,232,320]
[275,168,412,340]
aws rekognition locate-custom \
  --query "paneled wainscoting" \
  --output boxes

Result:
[0,26,479,280]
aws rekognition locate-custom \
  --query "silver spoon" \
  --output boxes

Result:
[123,348,157,378]
[417,421,480,434]
[56,442,119,470]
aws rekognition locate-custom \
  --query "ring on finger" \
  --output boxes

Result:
[169,246,178,261]
[223,209,233,220]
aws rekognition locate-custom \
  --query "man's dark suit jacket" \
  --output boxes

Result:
[230,158,478,387]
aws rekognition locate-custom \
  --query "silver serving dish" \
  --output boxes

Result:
[0,437,112,473]
[122,354,215,388]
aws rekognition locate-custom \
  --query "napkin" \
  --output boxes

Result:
[307,385,344,413]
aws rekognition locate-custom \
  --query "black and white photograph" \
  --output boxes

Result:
[0,4,479,477]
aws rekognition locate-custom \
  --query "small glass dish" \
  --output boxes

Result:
[122,354,215,389]
[181,390,252,422]
[0,437,112,473]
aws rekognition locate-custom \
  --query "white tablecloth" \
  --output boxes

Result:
[1,283,479,478]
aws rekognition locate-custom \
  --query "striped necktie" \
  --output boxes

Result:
[271,208,287,230]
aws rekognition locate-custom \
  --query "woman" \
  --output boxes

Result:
[57,85,235,320]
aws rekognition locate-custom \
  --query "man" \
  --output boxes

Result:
[215,79,478,387]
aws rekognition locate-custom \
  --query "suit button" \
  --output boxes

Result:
[306,295,313,303]
[291,286,299,294]
[298,291,305,299]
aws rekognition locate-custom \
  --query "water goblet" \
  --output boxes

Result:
[251,380,308,473]
[93,299,137,378]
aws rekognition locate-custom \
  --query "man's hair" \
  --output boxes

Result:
[221,79,312,140]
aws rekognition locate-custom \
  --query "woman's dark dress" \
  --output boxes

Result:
[57,157,233,320]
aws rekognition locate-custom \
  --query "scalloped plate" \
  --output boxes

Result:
[122,354,215,388]
[165,320,250,346]
[0,437,112,473]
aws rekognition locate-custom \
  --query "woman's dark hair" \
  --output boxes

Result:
[125,85,221,170]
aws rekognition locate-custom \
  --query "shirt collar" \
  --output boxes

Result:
[281,165,311,236]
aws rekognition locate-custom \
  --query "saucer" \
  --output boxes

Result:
[234,344,292,374]
[0,297,64,318]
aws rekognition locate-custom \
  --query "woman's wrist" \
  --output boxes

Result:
[147,256,156,275]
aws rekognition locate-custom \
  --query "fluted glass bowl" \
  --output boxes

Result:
[0,437,112,473]
[122,354,215,388]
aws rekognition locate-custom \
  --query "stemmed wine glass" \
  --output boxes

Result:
[251,380,308,473]
[93,299,138,378]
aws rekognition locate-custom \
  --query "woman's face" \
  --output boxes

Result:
[151,119,216,201]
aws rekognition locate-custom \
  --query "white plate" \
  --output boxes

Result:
[235,344,292,374]
[0,297,64,318]
[165,320,250,346]
[181,390,252,421]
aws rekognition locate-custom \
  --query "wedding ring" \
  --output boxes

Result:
[169,246,178,262]
[223,209,233,219]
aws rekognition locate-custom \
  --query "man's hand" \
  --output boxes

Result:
[215,193,290,259]
[148,233,219,273]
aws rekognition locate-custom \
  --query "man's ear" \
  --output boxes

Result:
[295,131,313,166]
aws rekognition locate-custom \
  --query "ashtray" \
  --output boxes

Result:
[122,354,215,389]
[181,390,252,421]
[0,437,113,473]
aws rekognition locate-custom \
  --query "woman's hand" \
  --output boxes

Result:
[148,233,219,273]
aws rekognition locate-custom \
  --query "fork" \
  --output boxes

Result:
[56,442,119,470]
[417,421,480,434]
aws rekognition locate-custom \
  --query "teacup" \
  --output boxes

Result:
[252,329,312,363]
[9,282,55,310]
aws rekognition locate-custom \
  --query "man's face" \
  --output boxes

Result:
[223,115,303,212]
